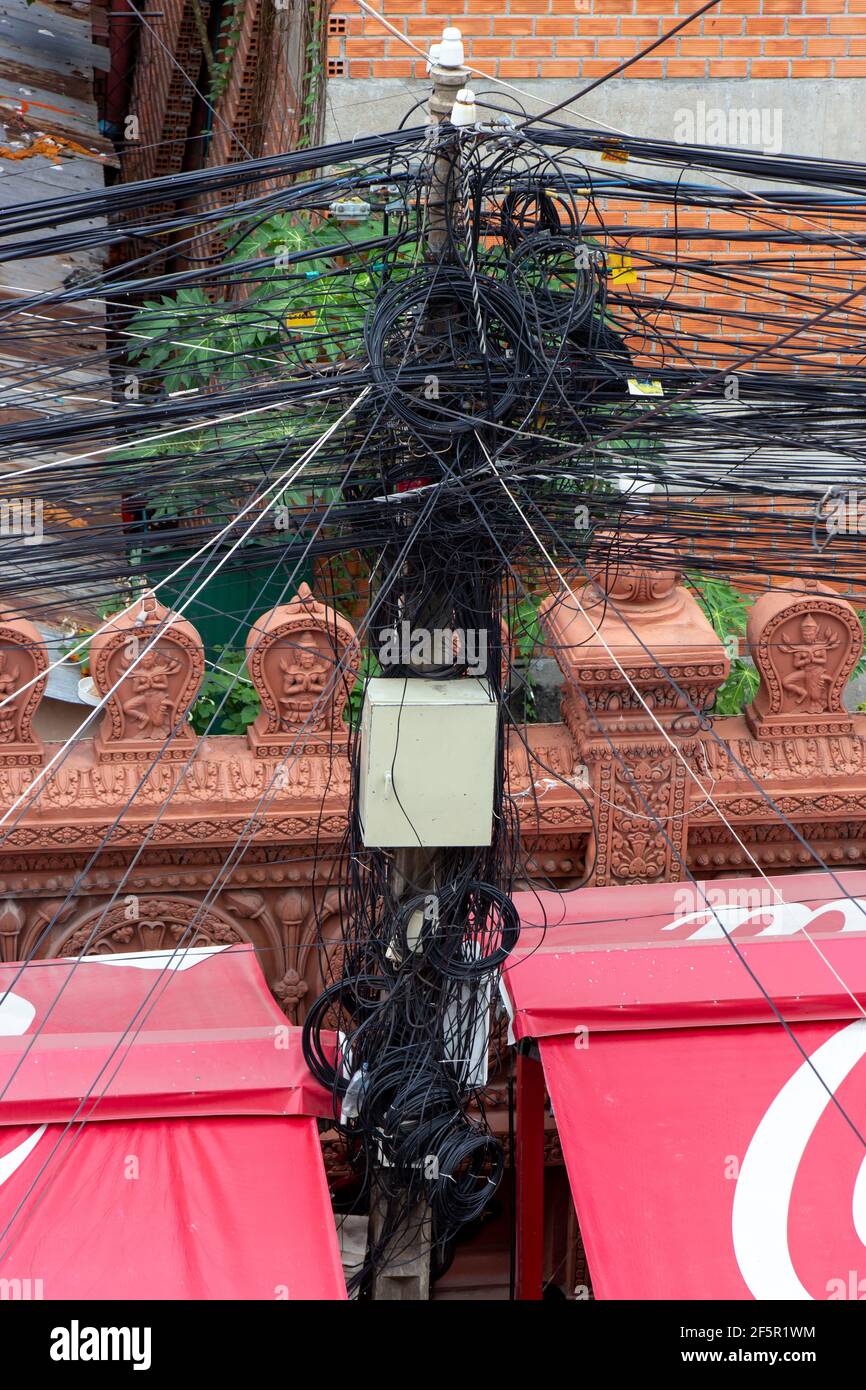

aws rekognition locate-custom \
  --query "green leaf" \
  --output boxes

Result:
[712,660,760,717]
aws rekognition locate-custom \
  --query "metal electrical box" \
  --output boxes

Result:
[358,677,498,847]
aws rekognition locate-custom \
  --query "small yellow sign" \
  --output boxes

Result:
[601,143,628,164]
[608,253,638,285]
[627,378,664,397]
[285,312,317,329]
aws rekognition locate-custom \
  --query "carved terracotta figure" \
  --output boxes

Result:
[277,646,329,730]
[778,615,840,713]
[0,652,20,741]
[88,593,204,758]
[120,648,183,737]
[0,612,48,764]
[246,585,359,753]
[745,579,862,739]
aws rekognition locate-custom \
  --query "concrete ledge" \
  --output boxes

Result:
[326,77,866,165]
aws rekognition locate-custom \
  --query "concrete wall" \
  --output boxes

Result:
[326,73,866,160]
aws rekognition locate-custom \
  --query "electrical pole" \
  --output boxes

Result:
[368,33,471,1304]
[426,56,470,259]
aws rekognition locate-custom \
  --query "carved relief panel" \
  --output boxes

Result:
[88,592,204,760]
[589,745,690,886]
[246,583,360,756]
[746,579,863,738]
[54,896,244,958]
[0,611,48,765]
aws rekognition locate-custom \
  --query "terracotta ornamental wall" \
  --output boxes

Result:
[0,560,864,1013]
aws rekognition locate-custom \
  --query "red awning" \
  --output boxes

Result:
[505,871,866,1300]
[0,945,346,1300]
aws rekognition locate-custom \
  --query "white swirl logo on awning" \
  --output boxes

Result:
[732,1017,866,1299]
[0,989,34,1036]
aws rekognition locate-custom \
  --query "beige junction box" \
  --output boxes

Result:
[358,677,498,847]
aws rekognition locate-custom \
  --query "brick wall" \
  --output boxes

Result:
[326,0,866,82]
[325,0,865,380]
[587,200,861,372]
[209,0,311,167]
[207,0,264,168]
[123,0,201,183]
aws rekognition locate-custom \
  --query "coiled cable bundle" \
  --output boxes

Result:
[364,263,536,438]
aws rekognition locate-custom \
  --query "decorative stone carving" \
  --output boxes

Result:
[19,897,75,960]
[746,578,863,739]
[588,745,691,885]
[246,583,360,756]
[274,888,310,934]
[88,592,204,761]
[699,731,866,782]
[53,896,245,959]
[1,547,866,980]
[0,611,48,765]
[542,535,729,739]
[272,968,309,1020]
[0,896,24,961]
[586,551,681,607]
[541,538,725,884]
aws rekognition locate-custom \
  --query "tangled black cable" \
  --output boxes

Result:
[9,95,866,1289]
[364,262,536,439]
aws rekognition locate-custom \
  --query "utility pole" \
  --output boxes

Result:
[368,29,472,1304]
[426,47,471,259]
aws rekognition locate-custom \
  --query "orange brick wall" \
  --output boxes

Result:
[323,0,865,596]
[585,200,864,372]
[326,0,866,81]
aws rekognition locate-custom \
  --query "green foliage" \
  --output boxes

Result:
[344,648,381,730]
[854,608,866,683]
[207,0,246,105]
[119,210,402,713]
[126,211,398,392]
[298,0,326,150]
[122,209,416,534]
[510,594,543,662]
[222,210,387,366]
[126,280,293,395]
[188,648,260,735]
[509,593,545,723]
[688,572,759,717]
[689,571,753,645]
[122,211,389,523]
[711,660,760,718]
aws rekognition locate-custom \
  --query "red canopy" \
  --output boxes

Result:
[505,871,866,1301]
[0,945,346,1300]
